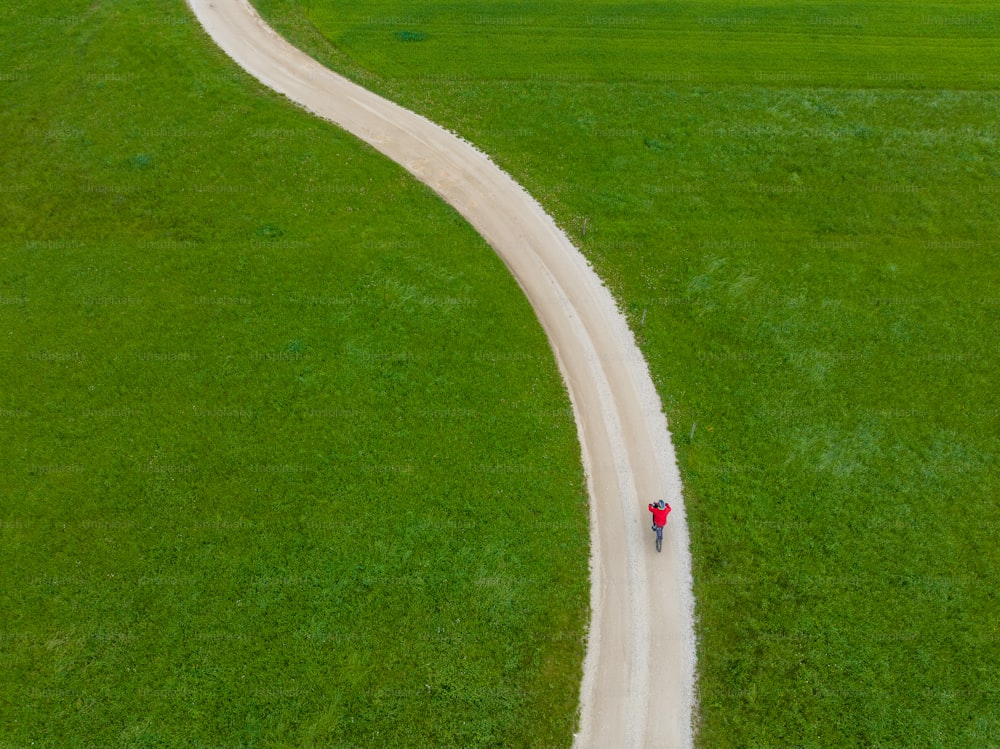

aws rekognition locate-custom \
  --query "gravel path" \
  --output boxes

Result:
[186,1,697,744]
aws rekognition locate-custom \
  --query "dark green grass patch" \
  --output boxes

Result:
[252,0,1000,746]
[0,1,586,746]
[395,30,429,43]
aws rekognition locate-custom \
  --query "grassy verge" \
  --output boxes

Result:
[0,1,587,746]
[251,0,1000,746]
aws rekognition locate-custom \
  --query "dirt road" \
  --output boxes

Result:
[186,0,697,744]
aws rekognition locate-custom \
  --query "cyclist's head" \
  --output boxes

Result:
[658,500,665,509]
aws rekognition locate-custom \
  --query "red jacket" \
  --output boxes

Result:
[649,503,671,527]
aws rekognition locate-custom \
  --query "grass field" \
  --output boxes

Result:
[249,1,1000,746]
[302,2,1000,90]
[0,1,589,746]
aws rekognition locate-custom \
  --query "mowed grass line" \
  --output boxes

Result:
[252,0,1000,746]
[289,2,1000,89]
[0,1,587,746]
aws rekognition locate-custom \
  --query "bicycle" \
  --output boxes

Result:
[648,500,671,553]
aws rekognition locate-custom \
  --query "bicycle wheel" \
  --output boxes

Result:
[656,529,662,553]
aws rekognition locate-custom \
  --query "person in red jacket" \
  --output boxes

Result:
[648,500,671,550]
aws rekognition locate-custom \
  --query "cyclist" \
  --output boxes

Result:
[648,500,671,548]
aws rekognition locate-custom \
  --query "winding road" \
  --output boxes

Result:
[186,1,697,745]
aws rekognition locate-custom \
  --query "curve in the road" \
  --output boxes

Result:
[186,0,697,745]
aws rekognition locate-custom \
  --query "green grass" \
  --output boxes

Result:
[248,0,1000,746]
[0,1,587,746]
[268,1,1000,90]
